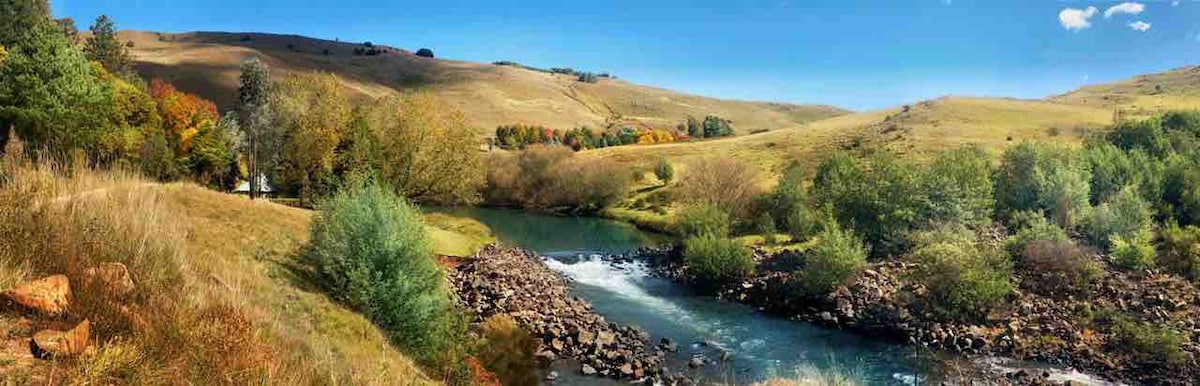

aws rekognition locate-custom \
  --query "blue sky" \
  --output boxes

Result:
[53,0,1200,111]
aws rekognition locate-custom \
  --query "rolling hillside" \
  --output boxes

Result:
[122,31,849,134]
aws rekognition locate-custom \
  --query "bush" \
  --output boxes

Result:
[1084,186,1153,250]
[922,145,995,228]
[675,155,761,220]
[765,162,820,241]
[813,151,923,257]
[415,48,434,58]
[1007,211,1070,255]
[1106,313,1187,366]
[300,180,465,365]
[994,142,1091,228]
[483,145,631,212]
[675,203,731,237]
[477,315,538,386]
[683,233,755,286]
[793,224,867,296]
[1019,240,1101,298]
[654,158,674,184]
[755,212,778,246]
[1158,224,1200,281]
[907,225,1013,321]
[577,72,599,83]
[1111,231,1155,270]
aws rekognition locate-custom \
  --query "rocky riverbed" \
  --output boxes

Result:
[639,246,1200,385]
[450,245,678,382]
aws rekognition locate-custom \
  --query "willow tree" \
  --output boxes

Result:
[349,92,484,205]
[273,72,349,205]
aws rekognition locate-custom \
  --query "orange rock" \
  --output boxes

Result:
[30,319,89,359]
[83,262,135,297]
[3,275,71,315]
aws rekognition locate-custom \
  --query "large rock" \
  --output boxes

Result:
[83,262,135,297]
[3,275,71,315]
[30,319,89,359]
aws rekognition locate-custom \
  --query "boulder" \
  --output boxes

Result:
[688,357,705,368]
[83,262,135,297]
[619,363,634,377]
[4,275,71,315]
[30,319,89,359]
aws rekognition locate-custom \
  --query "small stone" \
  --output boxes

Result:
[545,371,558,381]
[581,364,597,376]
[31,319,89,359]
[619,363,634,377]
[688,357,705,368]
[4,275,71,315]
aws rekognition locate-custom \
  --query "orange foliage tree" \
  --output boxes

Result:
[149,78,218,156]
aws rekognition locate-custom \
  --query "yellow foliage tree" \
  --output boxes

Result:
[273,72,349,205]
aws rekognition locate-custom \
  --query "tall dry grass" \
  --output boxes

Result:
[0,150,433,384]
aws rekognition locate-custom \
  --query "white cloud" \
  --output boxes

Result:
[1128,20,1152,31]
[1172,0,1180,6]
[1059,6,1098,31]
[1104,2,1145,18]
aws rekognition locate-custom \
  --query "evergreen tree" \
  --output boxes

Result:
[0,0,51,47]
[85,15,132,76]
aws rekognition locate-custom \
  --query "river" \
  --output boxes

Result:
[429,206,944,384]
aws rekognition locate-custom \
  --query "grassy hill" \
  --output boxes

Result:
[122,31,849,134]
[1050,65,1200,113]
[0,161,491,383]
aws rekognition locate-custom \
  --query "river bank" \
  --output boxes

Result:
[639,245,1200,385]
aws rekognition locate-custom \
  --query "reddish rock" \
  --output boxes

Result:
[30,319,89,359]
[3,275,71,315]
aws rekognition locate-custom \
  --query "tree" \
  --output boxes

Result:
[84,15,132,76]
[0,21,111,156]
[0,0,51,47]
[994,142,1091,228]
[702,115,733,138]
[675,155,761,220]
[350,92,484,205]
[415,48,434,58]
[54,17,77,42]
[794,222,866,296]
[237,58,278,199]
[273,72,349,206]
[921,145,994,228]
[686,116,702,138]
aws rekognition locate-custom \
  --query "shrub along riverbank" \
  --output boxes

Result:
[639,111,1200,385]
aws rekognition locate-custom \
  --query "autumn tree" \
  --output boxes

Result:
[273,72,349,205]
[348,92,484,205]
[85,15,131,76]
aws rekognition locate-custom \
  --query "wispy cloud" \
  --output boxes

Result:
[1128,20,1151,31]
[1059,6,1098,31]
[1171,0,1180,6]
[1104,2,1146,18]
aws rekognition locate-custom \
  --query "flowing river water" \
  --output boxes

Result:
[428,207,1114,385]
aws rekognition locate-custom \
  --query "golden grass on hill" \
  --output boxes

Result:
[0,158,436,384]
[120,31,848,135]
[1050,66,1200,115]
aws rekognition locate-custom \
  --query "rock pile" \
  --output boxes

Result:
[451,245,668,381]
[1,262,136,361]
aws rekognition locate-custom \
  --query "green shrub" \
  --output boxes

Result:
[1158,224,1200,281]
[813,152,923,257]
[1111,230,1155,270]
[794,224,867,296]
[907,225,1013,321]
[1084,186,1153,250]
[654,158,674,184]
[675,203,731,237]
[1107,313,1187,365]
[756,212,778,246]
[300,180,465,365]
[683,233,755,286]
[994,142,1091,228]
[1019,240,1101,298]
[921,145,995,228]
[1006,211,1069,255]
[766,162,821,241]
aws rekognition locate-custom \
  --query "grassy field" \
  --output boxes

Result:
[0,160,492,384]
[122,31,848,135]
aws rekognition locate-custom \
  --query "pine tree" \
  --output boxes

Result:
[85,15,132,76]
[0,0,51,47]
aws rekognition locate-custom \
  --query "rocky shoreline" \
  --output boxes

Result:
[637,246,1200,385]
[450,245,678,383]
